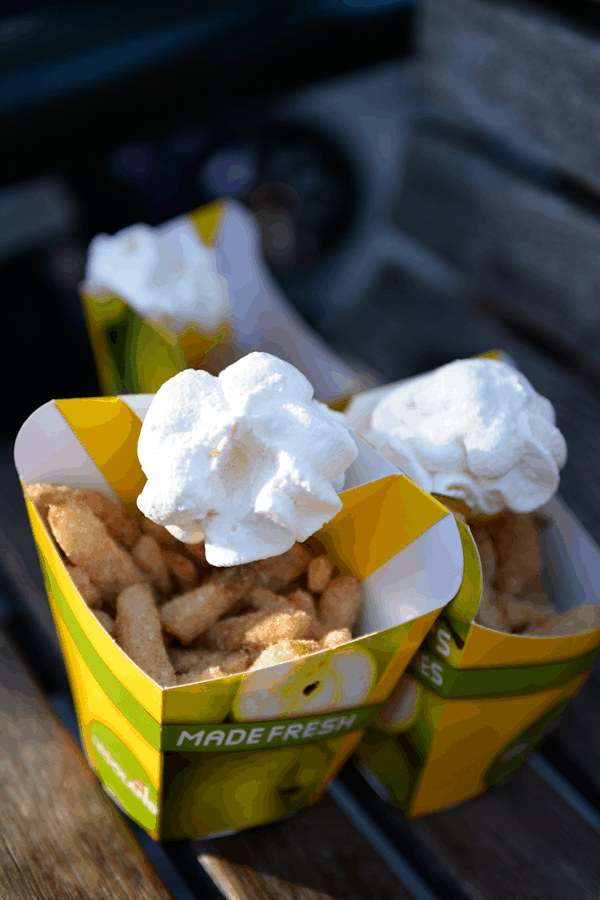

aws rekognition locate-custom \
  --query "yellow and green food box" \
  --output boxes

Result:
[15,394,464,840]
[349,392,600,818]
[80,201,227,395]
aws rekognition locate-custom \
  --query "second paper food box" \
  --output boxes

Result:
[346,364,600,817]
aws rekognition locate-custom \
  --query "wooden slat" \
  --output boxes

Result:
[0,623,174,900]
[391,127,600,382]
[343,761,600,900]
[407,765,600,900]
[418,0,600,193]
[0,436,60,648]
[194,794,416,900]
[546,663,600,798]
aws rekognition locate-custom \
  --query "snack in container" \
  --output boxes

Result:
[15,353,464,840]
[81,201,229,395]
[81,198,365,404]
[347,351,600,817]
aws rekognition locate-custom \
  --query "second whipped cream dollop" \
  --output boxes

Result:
[137,352,358,566]
[355,358,566,516]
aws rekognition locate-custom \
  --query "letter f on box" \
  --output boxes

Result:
[267,725,285,743]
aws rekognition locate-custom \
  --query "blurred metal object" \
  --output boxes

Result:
[248,125,354,272]
[0,4,255,120]
[45,241,86,289]
[109,144,160,185]
[256,60,419,331]
[210,198,377,401]
[0,174,80,265]
[0,15,43,46]
[198,143,258,200]
[253,206,298,267]
[165,127,210,161]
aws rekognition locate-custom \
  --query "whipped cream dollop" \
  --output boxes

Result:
[84,223,229,333]
[137,352,359,566]
[355,358,566,516]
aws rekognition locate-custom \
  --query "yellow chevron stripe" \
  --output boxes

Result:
[188,199,224,247]
[54,398,146,517]
[317,475,448,580]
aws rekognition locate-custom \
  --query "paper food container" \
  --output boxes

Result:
[15,394,464,840]
[79,198,363,406]
[347,369,600,818]
[80,201,228,396]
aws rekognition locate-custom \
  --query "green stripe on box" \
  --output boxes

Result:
[42,560,162,748]
[43,559,383,753]
[161,705,381,752]
[408,646,600,699]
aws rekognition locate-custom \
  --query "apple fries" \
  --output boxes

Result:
[467,509,600,637]
[27,483,366,686]
[117,583,176,686]
[169,649,252,685]
[48,501,144,596]
[26,482,141,548]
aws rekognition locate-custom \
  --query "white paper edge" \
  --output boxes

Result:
[14,400,119,499]
[359,513,463,632]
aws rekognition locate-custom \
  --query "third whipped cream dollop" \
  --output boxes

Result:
[357,358,566,516]
[137,352,358,566]
[85,223,229,333]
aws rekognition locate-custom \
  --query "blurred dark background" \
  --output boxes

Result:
[1,0,414,431]
[4,0,600,542]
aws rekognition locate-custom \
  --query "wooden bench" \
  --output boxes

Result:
[4,1,600,895]
[3,344,600,900]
